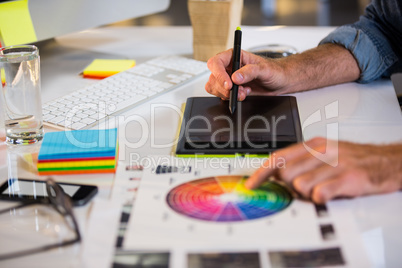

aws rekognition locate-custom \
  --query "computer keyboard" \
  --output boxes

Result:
[42,56,209,130]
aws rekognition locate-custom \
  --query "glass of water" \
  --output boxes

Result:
[0,45,44,145]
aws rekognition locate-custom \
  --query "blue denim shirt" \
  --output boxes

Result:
[320,0,402,83]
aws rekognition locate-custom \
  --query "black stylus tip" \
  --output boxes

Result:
[229,104,236,114]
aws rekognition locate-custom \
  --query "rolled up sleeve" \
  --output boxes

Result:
[319,18,399,83]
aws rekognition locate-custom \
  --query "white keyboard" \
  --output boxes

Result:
[42,56,208,130]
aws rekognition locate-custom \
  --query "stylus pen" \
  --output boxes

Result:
[229,27,242,114]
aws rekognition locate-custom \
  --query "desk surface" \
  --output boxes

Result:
[0,25,402,267]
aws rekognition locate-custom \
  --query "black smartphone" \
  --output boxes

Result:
[0,178,98,206]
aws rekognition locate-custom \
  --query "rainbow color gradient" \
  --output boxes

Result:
[166,175,292,222]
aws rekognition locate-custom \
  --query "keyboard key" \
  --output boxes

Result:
[89,113,107,120]
[75,113,89,119]
[170,78,183,84]
[52,110,65,116]
[151,87,164,93]
[160,82,173,89]
[43,114,56,121]
[58,99,73,105]
[49,103,65,108]
[57,107,72,113]
[142,91,156,97]
[71,122,87,130]
[48,116,65,124]
[70,117,83,123]
[80,97,93,103]
[81,118,96,125]
[83,110,97,116]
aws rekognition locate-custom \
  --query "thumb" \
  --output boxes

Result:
[232,64,261,85]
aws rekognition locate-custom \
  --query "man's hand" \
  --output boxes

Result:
[245,137,402,204]
[205,49,289,100]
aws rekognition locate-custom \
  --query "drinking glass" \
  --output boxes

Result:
[0,45,44,145]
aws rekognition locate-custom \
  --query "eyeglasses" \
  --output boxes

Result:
[0,178,81,260]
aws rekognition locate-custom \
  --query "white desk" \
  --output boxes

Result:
[0,26,401,267]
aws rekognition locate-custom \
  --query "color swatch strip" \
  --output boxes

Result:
[166,175,292,222]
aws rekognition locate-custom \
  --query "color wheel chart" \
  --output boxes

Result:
[166,175,293,222]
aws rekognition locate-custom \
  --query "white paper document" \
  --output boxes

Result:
[120,156,370,268]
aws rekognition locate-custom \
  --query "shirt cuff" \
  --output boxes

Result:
[319,25,397,83]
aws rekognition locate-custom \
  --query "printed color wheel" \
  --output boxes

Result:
[166,175,292,222]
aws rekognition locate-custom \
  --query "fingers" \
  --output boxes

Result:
[207,49,233,77]
[244,162,275,189]
[237,87,251,101]
[245,138,326,189]
[205,49,264,100]
[230,54,267,88]
[231,52,275,86]
[310,170,367,204]
[206,50,233,99]
[205,79,251,101]
[246,137,401,204]
[245,145,299,189]
[292,164,341,200]
[205,73,230,99]
[246,137,333,191]
[278,140,333,184]
[232,64,258,85]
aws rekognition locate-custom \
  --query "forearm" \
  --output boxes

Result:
[278,43,361,93]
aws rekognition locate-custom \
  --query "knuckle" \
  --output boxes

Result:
[312,136,326,144]
[221,89,230,99]
[311,185,328,204]
[215,72,226,84]
[336,159,348,170]
[205,81,213,94]
[223,48,233,55]
[292,177,307,195]
[278,167,291,182]
[206,57,215,70]
[344,169,366,185]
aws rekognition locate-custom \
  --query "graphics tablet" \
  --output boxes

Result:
[176,96,303,156]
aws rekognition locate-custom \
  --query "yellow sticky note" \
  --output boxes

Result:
[0,0,37,46]
[82,59,136,79]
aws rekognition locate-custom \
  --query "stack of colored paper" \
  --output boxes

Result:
[82,59,136,79]
[37,128,118,175]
